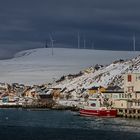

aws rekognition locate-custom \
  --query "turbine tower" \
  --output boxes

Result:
[92,41,95,49]
[49,34,55,56]
[78,32,80,49]
[45,40,48,48]
[133,33,136,51]
[83,36,86,49]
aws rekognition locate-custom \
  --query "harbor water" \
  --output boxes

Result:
[0,109,140,140]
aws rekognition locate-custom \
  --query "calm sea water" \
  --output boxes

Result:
[0,109,140,140]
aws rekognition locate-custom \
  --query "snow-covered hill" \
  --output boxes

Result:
[0,48,139,85]
[54,55,140,95]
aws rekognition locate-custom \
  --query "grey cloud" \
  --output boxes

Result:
[0,0,140,59]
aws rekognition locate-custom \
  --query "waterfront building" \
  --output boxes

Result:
[113,73,140,109]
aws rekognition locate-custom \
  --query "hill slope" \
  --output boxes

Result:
[54,55,140,95]
[0,48,139,85]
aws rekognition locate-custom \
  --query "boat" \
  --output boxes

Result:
[79,97,117,117]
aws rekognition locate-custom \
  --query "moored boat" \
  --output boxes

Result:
[79,98,117,117]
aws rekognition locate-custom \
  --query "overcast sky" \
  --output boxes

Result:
[0,0,140,59]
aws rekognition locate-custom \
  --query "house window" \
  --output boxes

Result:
[119,94,122,98]
[113,95,118,99]
[127,86,134,93]
[91,103,96,107]
[129,94,132,98]
[136,76,140,81]
[128,75,132,82]
[125,94,127,98]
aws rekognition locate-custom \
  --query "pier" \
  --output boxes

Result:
[117,108,140,119]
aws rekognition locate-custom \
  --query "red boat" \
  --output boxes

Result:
[79,98,117,117]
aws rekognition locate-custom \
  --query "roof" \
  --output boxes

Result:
[106,86,121,91]
[102,91,123,94]
[89,86,104,90]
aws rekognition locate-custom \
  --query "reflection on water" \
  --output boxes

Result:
[0,109,140,133]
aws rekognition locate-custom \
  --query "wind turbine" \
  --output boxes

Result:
[83,36,86,49]
[45,40,48,48]
[49,34,55,56]
[92,41,95,50]
[77,32,80,49]
[133,33,136,51]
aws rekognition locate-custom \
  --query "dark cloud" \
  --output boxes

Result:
[0,0,140,59]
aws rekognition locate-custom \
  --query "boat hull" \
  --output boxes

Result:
[79,109,117,117]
